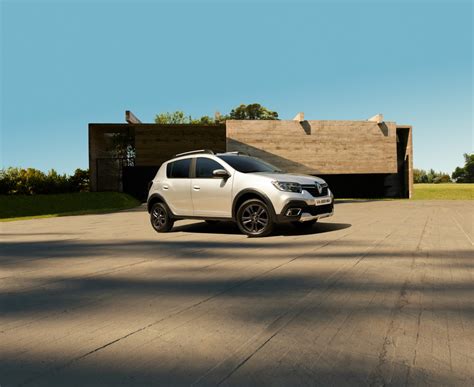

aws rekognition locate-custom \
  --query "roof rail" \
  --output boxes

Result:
[220,151,250,156]
[174,149,214,157]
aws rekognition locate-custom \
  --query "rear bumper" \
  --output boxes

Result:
[276,200,334,223]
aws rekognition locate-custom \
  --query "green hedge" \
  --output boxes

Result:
[0,168,89,195]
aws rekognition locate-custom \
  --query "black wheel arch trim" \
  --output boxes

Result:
[147,193,177,218]
[232,189,276,221]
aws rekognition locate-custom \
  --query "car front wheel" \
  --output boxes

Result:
[150,202,174,233]
[237,199,274,237]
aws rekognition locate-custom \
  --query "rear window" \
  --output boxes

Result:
[166,158,191,178]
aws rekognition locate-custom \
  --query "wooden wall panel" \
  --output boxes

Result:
[90,120,412,197]
[135,124,226,166]
[226,120,398,174]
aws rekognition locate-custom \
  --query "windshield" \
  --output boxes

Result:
[217,155,282,173]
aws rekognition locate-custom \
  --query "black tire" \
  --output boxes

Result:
[150,202,174,233]
[236,199,274,237]
[291,219,317,229]
[205,220,220,225]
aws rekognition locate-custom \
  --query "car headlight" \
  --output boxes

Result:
[272,181,302,193]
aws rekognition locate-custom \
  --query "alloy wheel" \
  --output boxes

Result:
[241,204,269,234]
[152,207,167,229]
[150,202,175,233]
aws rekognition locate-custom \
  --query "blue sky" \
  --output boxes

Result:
[1,0,472,174]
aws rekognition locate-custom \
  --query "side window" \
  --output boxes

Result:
[196,158,225,178]
[167,158,191,178]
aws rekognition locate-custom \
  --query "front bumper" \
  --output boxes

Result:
[276,199,334,223]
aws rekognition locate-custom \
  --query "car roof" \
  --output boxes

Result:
[166,153,217,163]
[167,151,251,163]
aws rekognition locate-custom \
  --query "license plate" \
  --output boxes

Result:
[315,198,331,205]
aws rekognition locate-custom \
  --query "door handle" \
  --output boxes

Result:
[162,184,169,190]
[193,185,200,190]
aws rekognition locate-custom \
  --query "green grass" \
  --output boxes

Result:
[0,192,141,221]
[412,183,473,200]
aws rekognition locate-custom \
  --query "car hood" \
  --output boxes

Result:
[251,172,327,185]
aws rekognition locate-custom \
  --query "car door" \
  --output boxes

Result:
[191,157,233,217]
[162,158,193,216]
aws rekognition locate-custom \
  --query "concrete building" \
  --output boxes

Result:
[89,112,412,199]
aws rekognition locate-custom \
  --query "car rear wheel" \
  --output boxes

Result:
[150,202,174,233]
[237,199,274,237]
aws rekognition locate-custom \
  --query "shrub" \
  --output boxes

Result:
[433,174,452,184]
[414,168,452,184]
[0,167,89,195]
[413,168,428,183]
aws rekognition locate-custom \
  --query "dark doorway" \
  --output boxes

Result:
[122,166,160,201]
[318,174,391,199]
[397,128,410,198]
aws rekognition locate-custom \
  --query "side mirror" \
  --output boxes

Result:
[212,169,230,179]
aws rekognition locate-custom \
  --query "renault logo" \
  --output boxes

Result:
[316,182,322,194]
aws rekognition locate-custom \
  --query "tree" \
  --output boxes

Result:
[190,115,216,125]
[452,153,474,183]
[155,111,189,124]
[110,131,135,165]
[154,111,219,125]
[413,168,428,183]
[69,169,90,192]
[228,103,278,120]
[413,168,452,183]
[426,169,437,183]
[154,103,279,124]
[0,167,90,194]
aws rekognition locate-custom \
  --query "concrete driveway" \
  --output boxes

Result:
[1,200,473,386]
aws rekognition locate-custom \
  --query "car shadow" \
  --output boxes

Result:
[172,221,351,236]
[335,199,396,204]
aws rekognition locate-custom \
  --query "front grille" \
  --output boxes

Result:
[304,203,333,216]
[302,184,328,197]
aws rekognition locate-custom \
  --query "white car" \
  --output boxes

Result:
[147,150,334,237]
